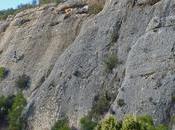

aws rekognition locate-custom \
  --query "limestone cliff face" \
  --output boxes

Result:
[0,2,87,96]
[0,0,175,130]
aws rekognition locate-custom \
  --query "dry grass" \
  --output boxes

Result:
[87,0,105,14]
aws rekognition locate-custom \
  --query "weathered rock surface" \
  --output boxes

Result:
[0,0,175,130]
[0,2,88,95]
[112,0,175,124]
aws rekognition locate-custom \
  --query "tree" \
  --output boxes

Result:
[32,0,37,6]
[8,92,26,130]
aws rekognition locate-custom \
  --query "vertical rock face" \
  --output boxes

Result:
[0,3,88,96]
[112,0,175,124]
[1,0,175,129]
[0,2,89,129]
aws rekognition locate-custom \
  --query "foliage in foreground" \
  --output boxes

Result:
[0,95,14,121]
[80,116,97,130]
[79,92,114,130]
[96,115,169,130]
[89,92,112,121]
[8,92,27,130]
[51,118,71,130]
[0,93,26,130]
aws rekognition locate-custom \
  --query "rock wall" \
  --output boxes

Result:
[0,0,175,130]
[112,0,175,125]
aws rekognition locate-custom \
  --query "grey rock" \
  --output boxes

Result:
[0,0,175,130]
[0,21,9,33]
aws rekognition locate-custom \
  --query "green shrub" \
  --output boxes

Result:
[104,54,118,73]
[93,115,170,130]
[117,99,125,107]
[0,95,15,122]
[8,92,26,130]
[130,115,167,130]
[80,92,113,130]
[137,115,153,125]
[121,115,140,130]
[0,8,17,20]
[39,0,51,4]
[0,50,3,55]
[15,74,30,89]
[172,95,175,103]
[0,96,8,121]
[155,124,169,130]
[0,67,6,79]
[88,4,103,15]
[171,116,175,124]
[80,91,113,128]
[136,115,155,130]
[80,116,97,130]
[96,116,121,130]
[54,0,62,4]
[51,118,71,130]
[39,0,62,5]
[111,32,119,44]
[89,93,112,121]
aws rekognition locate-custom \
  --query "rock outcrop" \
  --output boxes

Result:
[0,0,175,130]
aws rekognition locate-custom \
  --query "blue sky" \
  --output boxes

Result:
[0,0,36,10]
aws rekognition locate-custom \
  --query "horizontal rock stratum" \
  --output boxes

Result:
[0,0,175,130]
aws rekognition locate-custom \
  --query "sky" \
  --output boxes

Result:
[0,0,36,10]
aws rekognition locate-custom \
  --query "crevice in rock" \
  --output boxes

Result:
[137,0,161,6]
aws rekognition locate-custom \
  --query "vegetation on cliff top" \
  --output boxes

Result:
[0,1,37,20]
[39,0,62,4]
